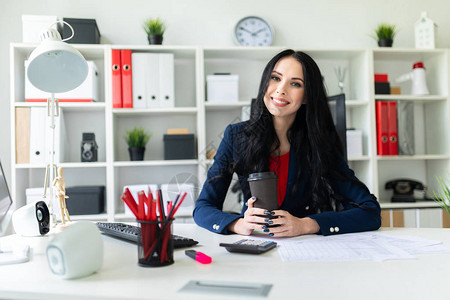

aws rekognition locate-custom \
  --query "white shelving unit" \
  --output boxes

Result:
[10,44,450,225]
[108,45,201,222]
[372,49,450,206]
[10,43,109,222]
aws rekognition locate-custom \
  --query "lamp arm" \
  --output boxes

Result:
[41,94,59,226]
[48,20,76,42]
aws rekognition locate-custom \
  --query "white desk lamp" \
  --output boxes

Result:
[26,21,88,226]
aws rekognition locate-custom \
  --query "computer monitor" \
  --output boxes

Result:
[327,93,347,160]
[0,160,13,236]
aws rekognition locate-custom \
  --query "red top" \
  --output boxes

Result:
[413,62,425,69]
[269,151,290,207]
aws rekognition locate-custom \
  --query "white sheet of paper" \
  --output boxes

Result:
[276,232,450,262]
[0,244,30,265]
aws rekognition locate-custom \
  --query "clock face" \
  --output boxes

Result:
[234,16,274,46]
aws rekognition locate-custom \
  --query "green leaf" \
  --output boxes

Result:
[143,17,166,35]
[372,23,397,40]
[124,126,151,148]
[433,175,450,216]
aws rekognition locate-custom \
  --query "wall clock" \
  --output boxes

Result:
[234,16,274,46]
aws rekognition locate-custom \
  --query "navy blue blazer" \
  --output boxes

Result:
[193,122,381,236]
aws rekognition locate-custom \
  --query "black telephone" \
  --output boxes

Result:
[385,179,425,202]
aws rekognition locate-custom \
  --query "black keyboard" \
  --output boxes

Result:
[96,222,198,249]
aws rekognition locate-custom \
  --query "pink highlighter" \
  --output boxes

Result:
[185,250,212,264]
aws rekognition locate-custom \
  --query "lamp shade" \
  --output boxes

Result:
[27,28,88,93]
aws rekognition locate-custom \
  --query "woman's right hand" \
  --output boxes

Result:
[227,197,268,235]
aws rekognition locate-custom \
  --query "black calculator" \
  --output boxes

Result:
[219,239,277,254]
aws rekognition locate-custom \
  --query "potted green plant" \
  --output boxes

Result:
[433,176,450,216]
[143,17,166,45]
[372,23,397,47]
[125,126,151,161]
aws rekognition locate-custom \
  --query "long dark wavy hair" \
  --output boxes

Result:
[237,49,369,212]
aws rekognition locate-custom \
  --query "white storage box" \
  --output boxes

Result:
[123,184,158,216]
[22,15,61,43]
[25,60,99,102]
[206,74,239,102]
[346,129,363,158]
[161,183,195,217]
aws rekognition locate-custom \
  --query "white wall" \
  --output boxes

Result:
[1,0,450,183]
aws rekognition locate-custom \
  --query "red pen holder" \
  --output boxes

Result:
[137,219,174,267]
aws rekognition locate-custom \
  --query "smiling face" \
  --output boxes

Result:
[263,56,306,123]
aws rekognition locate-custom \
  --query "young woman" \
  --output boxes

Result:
[193,49,381,237]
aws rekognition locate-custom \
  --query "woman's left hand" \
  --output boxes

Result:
[264,210,320,237]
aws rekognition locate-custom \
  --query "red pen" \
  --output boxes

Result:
[169,192,187,219]
[185,250,212,264]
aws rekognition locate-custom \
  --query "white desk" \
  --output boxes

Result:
[1,225,449,300]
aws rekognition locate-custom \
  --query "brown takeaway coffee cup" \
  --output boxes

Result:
[247,172,278,211]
